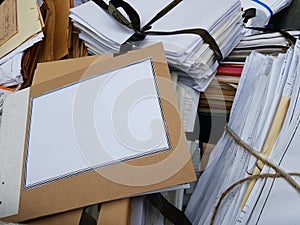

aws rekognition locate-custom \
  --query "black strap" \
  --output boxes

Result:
[145,29,223,61]
[242,8,256,23]
[142,0,182,31]
[92,0,223,61]
[145,193,192,225]
[109,0,141,31]
[93,0,109,11]
[241,7,297,46]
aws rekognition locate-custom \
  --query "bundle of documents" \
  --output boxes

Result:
[225,30,300,62]
[69,0,245,91]
[0,0,44,87]
[198,30,298,144]
[241,0,292,32]
[185,40,300,224]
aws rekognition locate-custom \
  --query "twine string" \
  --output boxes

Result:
[210,124,300,225]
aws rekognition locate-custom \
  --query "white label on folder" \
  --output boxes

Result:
[25,58,170,189]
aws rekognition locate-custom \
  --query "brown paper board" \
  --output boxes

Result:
[4,43,196,222]
[53,0,71,60]
[38,0,71,61]
[26,209,83,225]
[32,54,112,85]
[97,199,132,225]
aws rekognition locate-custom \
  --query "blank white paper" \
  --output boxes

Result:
[25,58,170,188]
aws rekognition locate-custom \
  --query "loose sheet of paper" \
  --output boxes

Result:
[25,58,170,188]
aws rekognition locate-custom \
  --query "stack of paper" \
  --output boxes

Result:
[236,40,300,225]
[70,0,245,91]
[199,64,242,115]
[241,0,292,33]
[0,0,44,87]
[185,40,300,224]
[226,30,300,62]
[175,81,200,132]
[198,64,242,144]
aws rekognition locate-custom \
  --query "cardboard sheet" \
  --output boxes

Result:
[26,208,83,225]
[97,199,132,225]
[38,0,71,61]
[2,43,196,222]
[53,0,71,60]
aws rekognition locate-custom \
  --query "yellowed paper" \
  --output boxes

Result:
[0,0,43,58]
[0,0,18,46]
[241,96,290,208]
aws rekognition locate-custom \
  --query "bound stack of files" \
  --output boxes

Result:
[185,40,300,224]
[225,30,300,62]
[241,0,293,32]
[0,0,43,87]
[69,0,245,91]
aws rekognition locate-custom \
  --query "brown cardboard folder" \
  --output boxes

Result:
[3,43,196,222]
[25,208,83,225]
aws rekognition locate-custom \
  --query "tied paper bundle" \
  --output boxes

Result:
[70,0,245,91]
[185,40,300,225]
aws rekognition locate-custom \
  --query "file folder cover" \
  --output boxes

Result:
[1,43,196,222]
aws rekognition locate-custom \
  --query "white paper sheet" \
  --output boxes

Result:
[25,58,170,188]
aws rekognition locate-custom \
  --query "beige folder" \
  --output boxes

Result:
[2,43,196,223]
